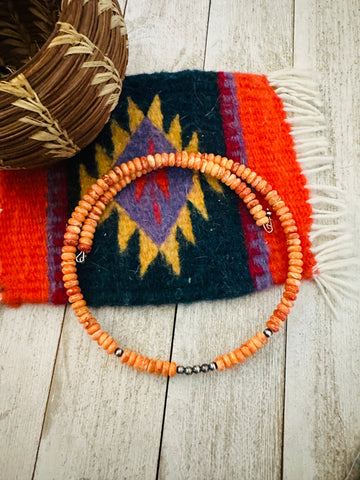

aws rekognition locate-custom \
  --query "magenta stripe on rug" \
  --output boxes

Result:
[46,163,68,304]
[218,71,273,291]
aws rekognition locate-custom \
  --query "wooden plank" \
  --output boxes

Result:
[158,1,294,478]
[33,305,176,480]
[0,305,64,479]
[283,0,360,478]
[159,291,288,480]
[204,0,293,73]
[33,1,211,479]
[125,0,211,75]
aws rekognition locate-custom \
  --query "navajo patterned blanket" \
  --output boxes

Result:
[0,70,340,307]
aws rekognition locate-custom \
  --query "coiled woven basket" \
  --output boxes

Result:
[0,0,128,169]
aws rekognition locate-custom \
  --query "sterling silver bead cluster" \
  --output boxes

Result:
[176,363,218,375]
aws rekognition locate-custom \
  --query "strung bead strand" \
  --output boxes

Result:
[62,152,302,377]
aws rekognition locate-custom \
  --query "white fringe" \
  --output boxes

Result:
[268,70,357,316]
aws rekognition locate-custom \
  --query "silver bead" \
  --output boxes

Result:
[192,365,201,374]
[177,365,185,374]
[201,364,209,373]
[184,366,193,375]
[263,328,273,338]
[209,362,217,371]
[114,348,124,357]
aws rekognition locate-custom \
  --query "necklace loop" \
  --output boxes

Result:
[62,152,302,377]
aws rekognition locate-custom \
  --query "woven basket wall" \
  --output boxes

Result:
[0,0,128,169]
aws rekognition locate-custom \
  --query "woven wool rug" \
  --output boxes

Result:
[0,70,348,307]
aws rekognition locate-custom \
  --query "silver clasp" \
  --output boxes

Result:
[76,251,86,263]
[263,209,273,233]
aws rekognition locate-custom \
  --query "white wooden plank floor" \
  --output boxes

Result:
[1,1,359,479]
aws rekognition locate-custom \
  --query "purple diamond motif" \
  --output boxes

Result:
[114,117,194,246]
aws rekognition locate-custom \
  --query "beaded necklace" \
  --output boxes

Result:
[62,152,302,377]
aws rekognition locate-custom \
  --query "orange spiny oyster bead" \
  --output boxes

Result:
[147,154,156,169]
[215,356,226,371]
[283,290,297,301]
[155,359,164,374]
[240,167,252,180]
[101,335,115,352]
[147,359,157,373]
[64,280,79,289]
[228,351,239,366]
[68,217,82,227]
[180,151,189,168]
[133,355,146,371]
[120,349,131,363]
[92,328,103,341]
[246,171,257,184]
[80,231,94,240]
[62,245,77,253]
[224,158,234,171]
[240,345,252,358]
[66,286,81,296]
[169,362,177,377]
[255,331,268,346]
[68,293,83,303]
[62,265,77,275]
[127,351,138,367]
[161,152,169,167]
[245,339,258,354]
[220,169,232,183]
[63,273,78,282]
[168,152,176,167]
[86,322,101,335]
[78,312,94,326]
[126,160,137,178]
[106,340,118,355]
[61,252,76,261]
[78,245,91,254]
[133,157,143,173]
[250,204,262,215]
[273,308,287,321]
[233,163,246,177]
[281,297,294,308]
[234,348,246,363]
[266,315,281,332]
[187,152,196,169]
[97,331,109,346]
[142,357,150,371]
[161,361,170,376]
[74,306,89,317]
[222,354,232,368]
[224,173,238,187]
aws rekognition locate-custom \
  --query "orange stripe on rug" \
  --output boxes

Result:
[234,73,316,283]
[0,168,49,305]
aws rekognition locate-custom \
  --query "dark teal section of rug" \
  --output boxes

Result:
[67,70,257,306]
[77,176,254,306]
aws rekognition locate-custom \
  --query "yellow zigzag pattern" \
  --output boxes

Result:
[79,94,222,275]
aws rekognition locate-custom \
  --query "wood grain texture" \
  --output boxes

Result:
[204,0,293,72]
[158,1,293,478]
[0,305,64,479]
[125,0,211,75]
[159,290,287,480]
[1,0,359,479]
[283,1,360,479]
[33,305,176,480]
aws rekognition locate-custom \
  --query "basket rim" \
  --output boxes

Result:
[1,2,63,83]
